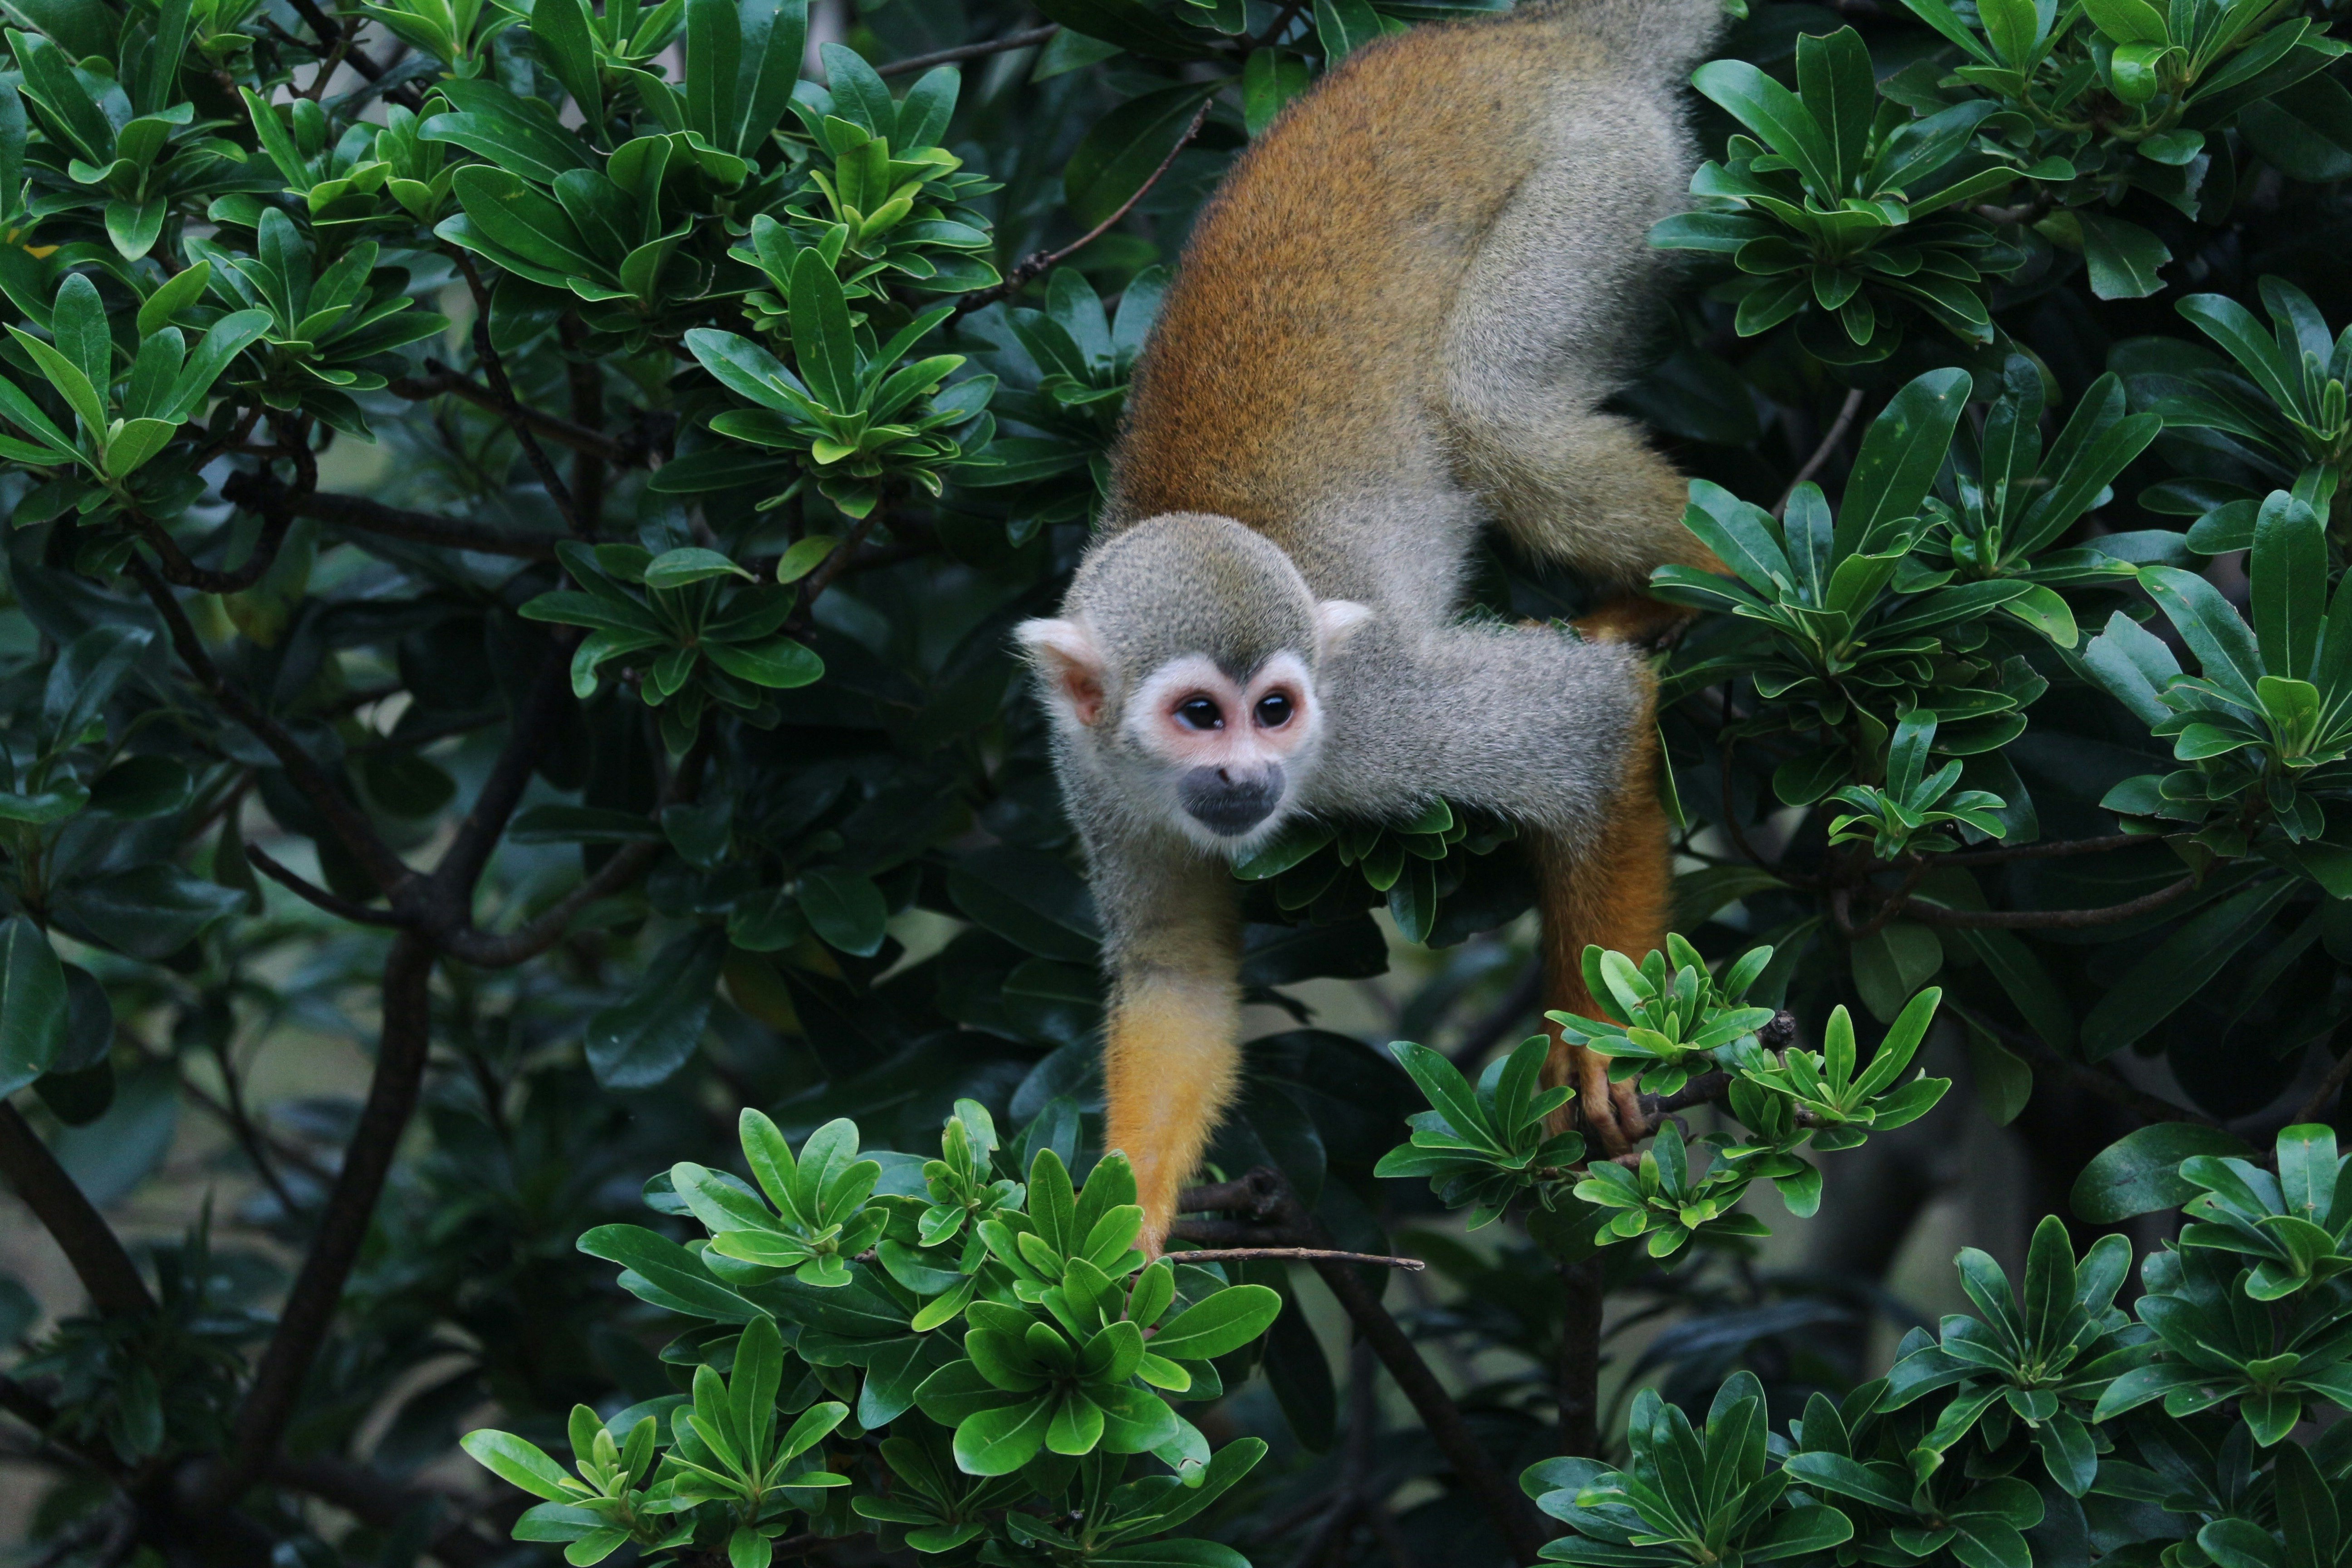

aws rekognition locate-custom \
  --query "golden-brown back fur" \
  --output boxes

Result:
[1110,16,1585,536]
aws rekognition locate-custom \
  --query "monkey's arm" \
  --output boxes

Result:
[1088,831,1248,1251]
[1311,625,1665,1151]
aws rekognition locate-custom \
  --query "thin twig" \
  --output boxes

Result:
[127,555,417,899]
[258,480,563,560]
[393,369,643,467]
[0,1105,155,1318]
[1902,874,2199,930]
[1175,1168,1548,1565]
[2288,1044,2352,1127]
[877,24,1058,76]
[246,844,412,928]
[953,100,1214,318]
[1169,1247,1426,1271]
[451,260,585,534]
[1934,833,2151,867]
[1774,387,1865,521]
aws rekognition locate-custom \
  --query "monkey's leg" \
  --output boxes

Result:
[1530,701,1671,1156]
[1094,847,1248,1252]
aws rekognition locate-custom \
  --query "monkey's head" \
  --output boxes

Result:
[1015,513,1370,855]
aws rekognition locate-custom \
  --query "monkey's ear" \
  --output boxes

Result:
[1314,599,1372,657]
[1015,618,1108,726]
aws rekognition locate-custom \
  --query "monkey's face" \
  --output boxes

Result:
[1016,512,1369,858]
[1015,617,1353,857]
[1124,649,1319,845]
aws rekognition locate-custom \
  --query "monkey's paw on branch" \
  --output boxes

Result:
[1574,1050,1648,1157]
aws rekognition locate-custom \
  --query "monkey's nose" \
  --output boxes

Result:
[1179,764,1286,836]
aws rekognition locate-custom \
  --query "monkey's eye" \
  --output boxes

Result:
[1254,692,1295,728]
[1175,697,1224,730]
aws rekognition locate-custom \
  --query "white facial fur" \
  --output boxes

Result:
[1122,651,1322,854]
[1014,599,1371,858]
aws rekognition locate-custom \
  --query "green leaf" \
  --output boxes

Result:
[1064,84,1218,230]
[2141,565,2264,709]
[2080,878,2297,1060]
[53,865,245,961]
[1030,0,1210,59]
[952,1393,1057,1475]
[1312,0,1382,59]
[1795,29,1875,193]
[2072,1122,2254,1220]
[1146,1285,1283,1360]
[705,636,824,689]
[530,0,603,122]
[0,916,69,1098]
[789,246,858,411]
[585,928,726,1088]
[460,1430,577,1500]
[2081,0,2168,45]
[2251,491,2327,679]
[645,547,755,588]
[797,870,889,957]
[1837,370,1970,559]
[1678,480,1792,596]
[1753,1506,1856,1561]
[2076,211,2171,301]
[449,165,605,278]
[1692,59,1840,201]
[578,1223,762,1321]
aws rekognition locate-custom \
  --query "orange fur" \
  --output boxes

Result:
[1534,650,1669,1153]
[1104,969,1245,1249]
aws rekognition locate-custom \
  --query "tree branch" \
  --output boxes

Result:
[952,100,1213,318]
[245,844,412,929]
[392,368,644,468]
[432,726,713,969]
[1174,1168,1549,1565]
[234,475,562,560]
[452,264,585,536]
[127,555,418,901]
[1932,833,2151,867]
[1166,1247,1426,1270]
[1901,874,2200,930]
[211,933,436,1507]
[134,506,294,594]
[1773,387,1865,521]
[427,638,579,904]
[0,1105,155,1318]
[877,24,1058,76]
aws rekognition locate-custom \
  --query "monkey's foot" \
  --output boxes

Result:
[1575,1050,1647,1157]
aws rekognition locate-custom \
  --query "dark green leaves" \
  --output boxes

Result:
[1838,369,1970,558]
[1064,85,1218,229]
[585,929,726,1089]
[0,917,68,1098]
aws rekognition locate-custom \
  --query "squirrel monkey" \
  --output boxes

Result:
[1015,0,1726,1247]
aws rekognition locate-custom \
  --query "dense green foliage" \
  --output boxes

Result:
[0,0,2350,1561]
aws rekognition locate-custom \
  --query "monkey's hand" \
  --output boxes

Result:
[1571,1043,1647,1157]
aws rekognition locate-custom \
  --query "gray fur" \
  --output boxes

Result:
[1021,0,1710,958]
